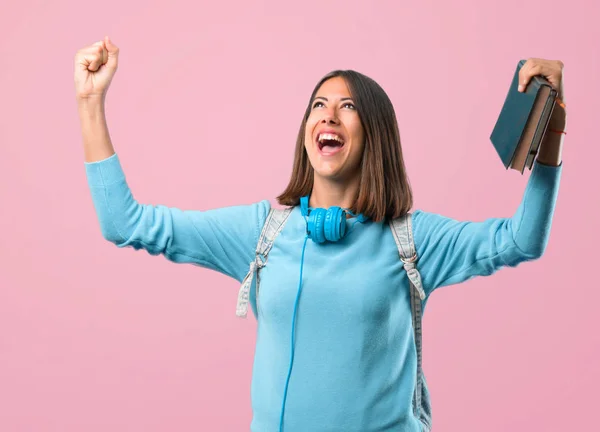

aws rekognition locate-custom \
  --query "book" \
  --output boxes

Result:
[490,59,558,173]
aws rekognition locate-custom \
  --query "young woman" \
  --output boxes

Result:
[74,36,565,432]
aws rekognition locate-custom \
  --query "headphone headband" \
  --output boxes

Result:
[300,195,368,221]
[300,196,309,216]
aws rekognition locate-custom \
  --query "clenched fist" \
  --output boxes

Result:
[74,36,119,102]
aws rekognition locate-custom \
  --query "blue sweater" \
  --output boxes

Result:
[85,153,561,431]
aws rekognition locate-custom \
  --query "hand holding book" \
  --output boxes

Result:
[491,58,566,172]
[517,58,565,101]
[520,57,567,129]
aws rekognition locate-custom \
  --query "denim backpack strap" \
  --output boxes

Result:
[389,213,432,431]
[236,207,293,318]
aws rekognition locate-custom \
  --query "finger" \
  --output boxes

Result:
[91,40,108,66]
[79,48,104,72]
[517,59,530,92]
[558,67,565,103]
[103,36,119,70]
[518,59,542,92]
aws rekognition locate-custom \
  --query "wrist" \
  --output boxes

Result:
[77,98,106,122]
[549,101,567,129]
[77,95,105,109]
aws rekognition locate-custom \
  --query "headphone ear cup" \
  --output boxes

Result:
[308,208,327,243]
[324,206,346,242]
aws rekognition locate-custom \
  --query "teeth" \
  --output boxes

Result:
[318,133,344,144]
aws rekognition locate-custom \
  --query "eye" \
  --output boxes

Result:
[312,101,325,109]
[342,102,356,110]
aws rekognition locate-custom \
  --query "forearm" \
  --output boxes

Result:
[77,97,115,163]
[537,102,567,167]
[510,160,561,258]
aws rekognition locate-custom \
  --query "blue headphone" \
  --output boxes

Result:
[300,195,368,243]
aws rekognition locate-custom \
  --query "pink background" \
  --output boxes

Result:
[1,0,599,430]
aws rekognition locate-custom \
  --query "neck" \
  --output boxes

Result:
[309,173,360,211]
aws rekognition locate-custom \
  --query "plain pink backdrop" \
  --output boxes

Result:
[1,0,599,430]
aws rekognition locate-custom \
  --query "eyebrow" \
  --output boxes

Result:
[313,96,354,102]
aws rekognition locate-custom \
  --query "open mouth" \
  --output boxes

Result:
[316,132,345,154]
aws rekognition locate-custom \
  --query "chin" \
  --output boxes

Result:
[313,166,350,181]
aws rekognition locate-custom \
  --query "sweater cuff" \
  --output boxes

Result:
[528,159,562,194]
[531,158,562,180]
[84,153,125,186]
[533,159,562,170]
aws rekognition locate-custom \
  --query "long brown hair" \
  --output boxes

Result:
[276,70,413,223]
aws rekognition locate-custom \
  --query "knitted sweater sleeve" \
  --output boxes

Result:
[411,161,562,296]
[84,153,270,283]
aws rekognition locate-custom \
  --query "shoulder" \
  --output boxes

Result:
[245,199,272,221]
[210,198,271,218]
[226,198,272,227]
[410,208,463,253]
[195,199,272,241]
[411,208,456,236]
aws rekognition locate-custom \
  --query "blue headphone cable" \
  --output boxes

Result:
[277,203,366,431]
[278,232,310,432]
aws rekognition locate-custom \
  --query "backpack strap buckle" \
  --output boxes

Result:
[236,207,293,318]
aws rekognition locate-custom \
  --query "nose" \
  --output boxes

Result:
[320,110,340,125]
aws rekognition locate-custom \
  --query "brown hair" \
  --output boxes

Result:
[276,70,413,223]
